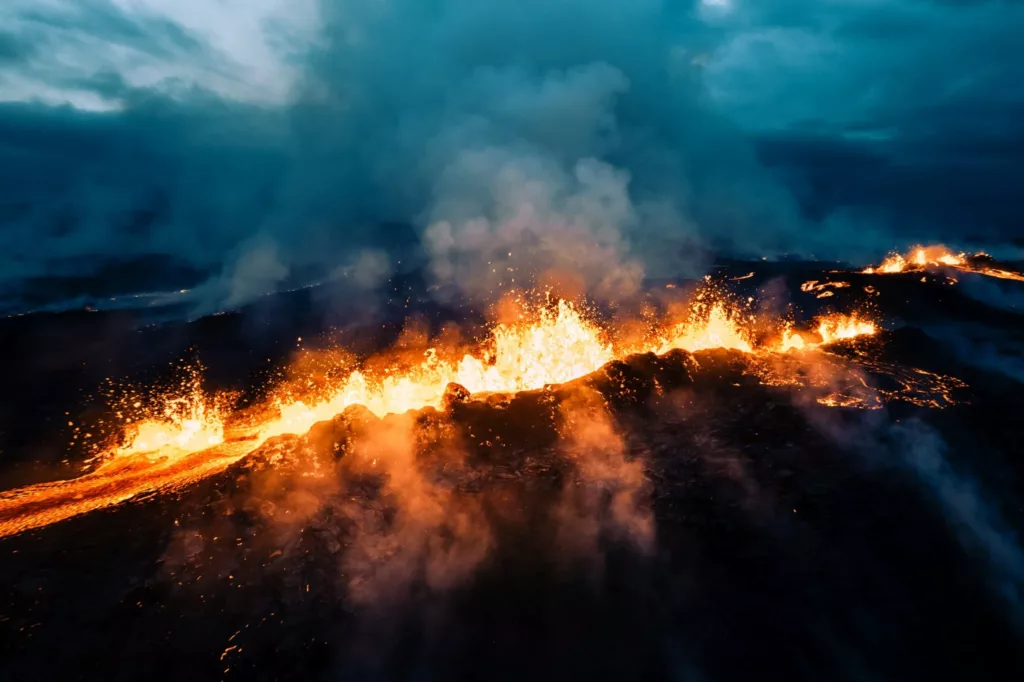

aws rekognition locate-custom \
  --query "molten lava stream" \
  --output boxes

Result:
[0,438,259,538]
[0,296,887,538]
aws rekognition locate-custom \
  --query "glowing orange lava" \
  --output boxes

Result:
[863,246,964,274]
[800,280,851,299]
[262,300,614,438]
[112,397,224,460]
[0,439,256,538]
[816,313,877,345]
[657,300,754,354]
[0,286,915,539]
[863,246,1024,282]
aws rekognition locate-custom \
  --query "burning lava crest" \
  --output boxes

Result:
[0,278,969,539]
[862,245,1024,283]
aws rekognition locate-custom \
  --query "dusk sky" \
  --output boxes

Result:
[2,0,1022,311]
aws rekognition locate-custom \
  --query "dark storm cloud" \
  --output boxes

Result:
[0,96,290,267]
[708,0,1024,248]
[712,0,1024,134]
[755,107,1024,248]
[1,0,1022,313]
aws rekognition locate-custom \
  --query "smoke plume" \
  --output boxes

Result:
[1,0,811,313]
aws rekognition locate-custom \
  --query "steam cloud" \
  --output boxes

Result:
[280,0,815,304]
[1,0,812,313]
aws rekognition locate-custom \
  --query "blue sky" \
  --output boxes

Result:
[1,0,1022,310]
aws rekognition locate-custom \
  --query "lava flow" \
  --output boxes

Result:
[0,376,240,538]
[0,283,961,539]
[863,245,1024,282]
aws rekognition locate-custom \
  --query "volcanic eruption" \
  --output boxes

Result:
[863,245,1024,283]
[0,274,964,539]
[3,249,1022,681]
[4,0,1024,678]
